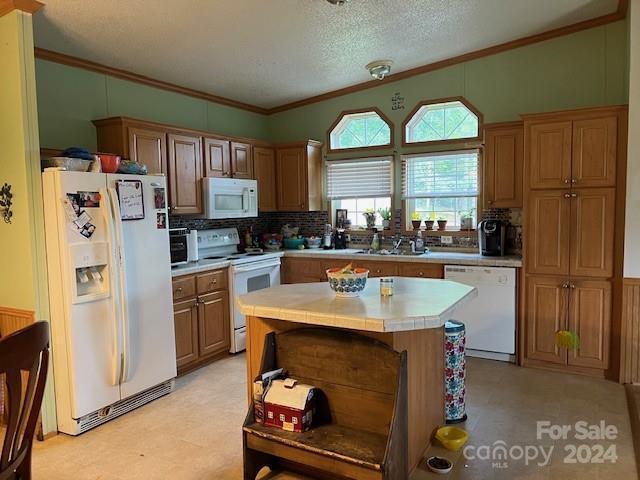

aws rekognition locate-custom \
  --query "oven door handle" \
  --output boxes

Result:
[232,261,281,273]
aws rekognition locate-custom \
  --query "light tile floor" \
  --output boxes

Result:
[32,355,638,479]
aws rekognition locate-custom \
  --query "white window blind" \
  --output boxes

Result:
[327,157,392,200]
[402,150,479,199]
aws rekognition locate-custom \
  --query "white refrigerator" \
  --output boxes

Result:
[42,169,176,435]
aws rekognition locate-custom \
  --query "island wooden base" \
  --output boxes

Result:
[245,315,445,474]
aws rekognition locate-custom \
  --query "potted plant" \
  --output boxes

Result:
[460,209,475,231]
[378,207,392,230]
[425,212,436,231]
[410,212,422,230]
[437,216,448,231]
[362,208,377,229]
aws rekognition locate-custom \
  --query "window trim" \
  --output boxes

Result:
[326,107,394,154]
[401,96,483,148]
[400,147,484,233]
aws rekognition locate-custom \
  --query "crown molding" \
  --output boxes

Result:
[33,47,269,115]
[33,0,627,116]
[0,0,43,17]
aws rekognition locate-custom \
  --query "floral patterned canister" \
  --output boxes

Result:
[445,320,467,424]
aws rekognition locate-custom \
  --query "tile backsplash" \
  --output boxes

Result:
[170,207,522,254]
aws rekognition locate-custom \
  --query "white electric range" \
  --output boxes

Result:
[196,228,282,353]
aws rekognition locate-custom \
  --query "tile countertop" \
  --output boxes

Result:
[170,259,231,277]
[238,277,478,333]
[283,248,523,267]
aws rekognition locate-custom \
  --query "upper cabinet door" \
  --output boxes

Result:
[526,190,571,276]
[128,127,167,175]
[276,148,306,211]
[525,275,568,365]
[527,121,572,189]
[571,116,617,188]
[484,124,523,208]
[253,147,277,212]
[203,137,231,178]
[568,279,611,370]
[167,133,203,215]
[570,188,615,278]
[230,142,253,179]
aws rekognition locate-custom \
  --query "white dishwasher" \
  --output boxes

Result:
[444,265,516,362]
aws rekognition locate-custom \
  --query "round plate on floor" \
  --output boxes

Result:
[426,456,453,474]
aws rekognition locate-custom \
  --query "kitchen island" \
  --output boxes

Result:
[238,277,477,473]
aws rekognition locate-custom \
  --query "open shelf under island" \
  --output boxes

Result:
[238,277,477,476]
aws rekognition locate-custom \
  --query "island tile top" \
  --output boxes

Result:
[237,277,477,333]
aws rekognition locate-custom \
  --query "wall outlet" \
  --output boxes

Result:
[440,235,453,245]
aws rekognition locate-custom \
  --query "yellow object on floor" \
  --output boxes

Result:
[435,426,469,451]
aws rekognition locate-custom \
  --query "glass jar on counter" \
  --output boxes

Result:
[380,277,394,296]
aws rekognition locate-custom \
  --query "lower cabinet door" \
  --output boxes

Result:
[173,299,199,368]
[568,279,611,369]
[352,260,398,278]
[525,275,568,365]
[198,291,230,357]
[397,263,444,278]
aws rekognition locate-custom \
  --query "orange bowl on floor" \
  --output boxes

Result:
[98,153,121,173]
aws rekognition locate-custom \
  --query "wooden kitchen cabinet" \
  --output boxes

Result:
[527,120,572,189]
[526,190,571,276]
[172,269,230,374]
[203,137,231,178]
[94,117,168,175]
[483,122,523,208]
[198,291,230,358]
[568,279,611,370]
[173,298,199,368]
[572,116,617,188]
[281,257,324,284]
[397,263,443,279]
[167,133,204,215]
[570,188,615,278]
[276,141,322,211]
[253,147,277,211]
[230,142,253,179]
[525,275,567,365]
[352,260,398,278]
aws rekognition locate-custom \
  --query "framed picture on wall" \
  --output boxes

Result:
[335,208,348,228]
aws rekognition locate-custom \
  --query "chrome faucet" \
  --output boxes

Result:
[393,236,403,252]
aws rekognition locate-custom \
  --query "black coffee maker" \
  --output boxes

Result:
[478,220,506,256]
[334,229,348,249]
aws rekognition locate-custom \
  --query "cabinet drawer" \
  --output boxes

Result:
[353,260,398,278]
[197,270,228,294]
[398,263,444,279]
[172,275,197,300]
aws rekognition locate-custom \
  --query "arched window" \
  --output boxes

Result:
[403,98,481,145]
[327,108,393,152]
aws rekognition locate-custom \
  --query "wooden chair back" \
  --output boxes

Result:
[262,328,401,437]
[0,322,49,480]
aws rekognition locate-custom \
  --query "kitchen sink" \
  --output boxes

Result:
[355,249,429,257]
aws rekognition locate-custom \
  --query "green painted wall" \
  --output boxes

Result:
[267,21,629,145]
[35,59,270,151]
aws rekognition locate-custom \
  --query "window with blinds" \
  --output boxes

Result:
[402,150,479,228]
[327,157,393,228]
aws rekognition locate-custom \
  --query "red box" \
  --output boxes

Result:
[263,378,316,433]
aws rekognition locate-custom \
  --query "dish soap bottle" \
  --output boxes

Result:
[371,231,380,251]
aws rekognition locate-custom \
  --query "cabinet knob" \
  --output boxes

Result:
[564,193,571,198]
[419,272,424,276]
[562,282,570,289]
[487,200,493,205]
[571,193,577,198]
[571,178,577,184]
[564,179,570,184]
[210,279,217,286]
[570,283,576,289]
[176,287,183,293]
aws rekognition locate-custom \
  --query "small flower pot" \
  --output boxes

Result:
[425,220,435,231]
[437,220,448,231]
[382,219,391,230]
[411,220,422,230]
[460,217,473,230]
[365,217,376,229]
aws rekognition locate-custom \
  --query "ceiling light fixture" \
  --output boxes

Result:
[366,60,393,80]
[326,0,350,5]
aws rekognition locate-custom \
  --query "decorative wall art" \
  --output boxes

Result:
[0,183,13,224]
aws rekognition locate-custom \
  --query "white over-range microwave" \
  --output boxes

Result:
[201,177,258,219]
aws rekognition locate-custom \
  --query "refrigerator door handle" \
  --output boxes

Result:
[108,187,131,384]
[102,187,123,386]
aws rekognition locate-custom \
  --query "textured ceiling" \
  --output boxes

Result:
[32,0,619,109]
